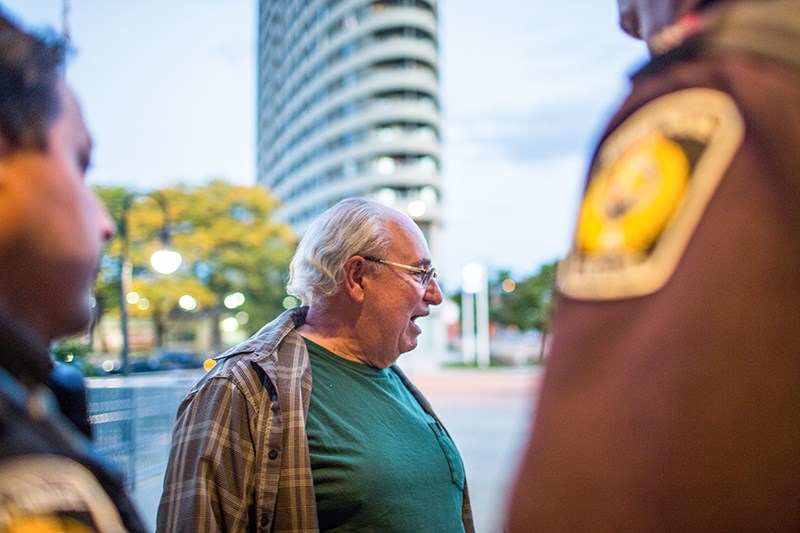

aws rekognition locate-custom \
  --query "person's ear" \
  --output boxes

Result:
[342,256,367,303]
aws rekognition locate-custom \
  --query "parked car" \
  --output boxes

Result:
[156,350,205,370]
[127,358,161,373]
[93,350,207,375]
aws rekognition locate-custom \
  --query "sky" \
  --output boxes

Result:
[2,0,646,290]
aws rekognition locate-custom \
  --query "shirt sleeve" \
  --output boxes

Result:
[156,376,258,533]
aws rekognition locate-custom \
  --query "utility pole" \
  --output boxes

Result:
[60,0,71,78]
[61,0,71,42]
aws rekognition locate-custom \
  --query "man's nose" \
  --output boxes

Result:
[424,277,444,305]
[94,193,115,242]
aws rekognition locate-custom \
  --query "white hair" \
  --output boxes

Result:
[286,198,401,306]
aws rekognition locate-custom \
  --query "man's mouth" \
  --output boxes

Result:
[410,312,428,328]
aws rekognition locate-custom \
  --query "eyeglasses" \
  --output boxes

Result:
[363,256,438,287]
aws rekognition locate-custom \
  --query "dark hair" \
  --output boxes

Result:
[0,10,68,153]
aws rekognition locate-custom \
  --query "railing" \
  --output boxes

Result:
[87,371,204,490]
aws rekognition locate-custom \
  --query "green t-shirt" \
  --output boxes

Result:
[304,338,466,532]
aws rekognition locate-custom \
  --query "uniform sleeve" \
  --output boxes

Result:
[156,377,258,533]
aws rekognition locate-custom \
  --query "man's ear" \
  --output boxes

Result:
[342,256,367,303]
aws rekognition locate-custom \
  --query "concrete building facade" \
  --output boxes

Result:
[257,0,441,248]
[257,0,446,356]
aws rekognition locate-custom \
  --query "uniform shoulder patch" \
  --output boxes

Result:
[0,455,126,532]
[558,88,744,300]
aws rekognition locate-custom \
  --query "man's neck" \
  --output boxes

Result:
[299,303,393,369]
[299,301,359,355]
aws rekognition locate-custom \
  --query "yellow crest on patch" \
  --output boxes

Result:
[576,130,690,254]
[559,88,744,300]
[0,456,127,532]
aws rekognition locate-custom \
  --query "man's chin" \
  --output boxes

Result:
[51,305,92,341]
[399,336,419,355]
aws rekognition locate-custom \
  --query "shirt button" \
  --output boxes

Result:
[268,449,279,460]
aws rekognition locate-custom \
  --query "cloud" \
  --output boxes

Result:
[438,148,587,289]
[436,0,646,284]
[2,0,646,278]
[445,100,610,166]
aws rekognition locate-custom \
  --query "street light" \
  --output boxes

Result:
[150,248,182,275]
[462,262,490,368]
[117,191,182,375]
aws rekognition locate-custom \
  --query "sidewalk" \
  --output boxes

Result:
[404,365,542,532]
[133,363,543,532]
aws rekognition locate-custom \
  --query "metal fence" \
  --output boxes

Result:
[86,371,204,490]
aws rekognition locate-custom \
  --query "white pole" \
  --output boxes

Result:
[462,263,487,367]
[476,272,491,368]
[461,291,476,365]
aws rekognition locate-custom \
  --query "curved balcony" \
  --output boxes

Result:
[273,98,440,176]
[275,172,441,233]
[271,36,438,141]
[273,141,442,196]
[269,112,441,195]
[264,71,439,176]
[264,50,439,158]
[259,0,442,234]
[277,4,438,107]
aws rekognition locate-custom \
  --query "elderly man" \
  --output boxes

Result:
[0,9,146,532]
[508,0,800,530]
[158,198,473,532]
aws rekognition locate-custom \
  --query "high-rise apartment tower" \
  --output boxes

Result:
[256,0,442,252]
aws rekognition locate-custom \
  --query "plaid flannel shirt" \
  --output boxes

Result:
[156,307,473,533]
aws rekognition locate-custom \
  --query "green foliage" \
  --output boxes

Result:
[489,261,558,332]
[51,336,97,376]
[52,336,92,361]
[93,181,298,337]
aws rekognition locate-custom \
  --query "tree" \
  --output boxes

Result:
[490,261,558,333]
[489,261,558,361]
[95,180,297,352]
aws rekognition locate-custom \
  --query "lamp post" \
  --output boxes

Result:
[117,192,182,375]
[462,262,491,368]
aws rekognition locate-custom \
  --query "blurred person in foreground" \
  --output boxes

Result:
[157,197,473,532]
[508,0,800,530]
[0,9,147,532]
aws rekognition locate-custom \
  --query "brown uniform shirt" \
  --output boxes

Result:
[509,2,800,530]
